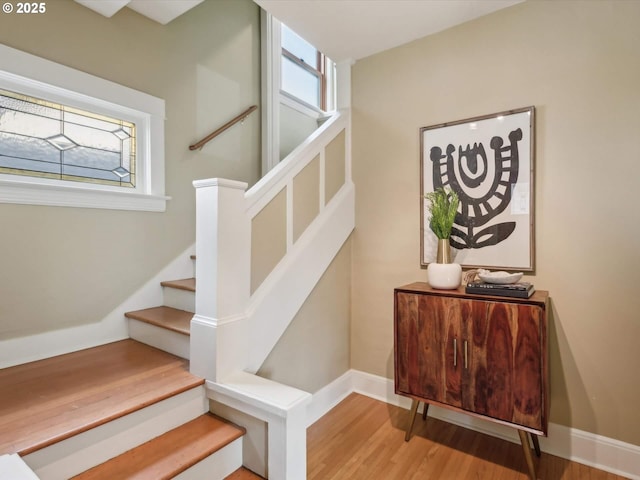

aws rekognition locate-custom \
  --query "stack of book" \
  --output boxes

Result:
[465,281,535,298]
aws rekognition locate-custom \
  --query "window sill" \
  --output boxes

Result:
[0,178,170,212]
[280,91,324,119]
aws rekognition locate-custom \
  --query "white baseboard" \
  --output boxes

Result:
[308,369,640,480]
[0,244,195,369]
[306,369,354,427]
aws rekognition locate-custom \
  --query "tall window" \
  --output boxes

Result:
[261,13,337,173]
[280,24,327,110]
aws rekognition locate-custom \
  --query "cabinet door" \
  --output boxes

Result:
[463,301,544,431]
[395,292,442,402]
[395,293,463,405]
[441,296,465,408]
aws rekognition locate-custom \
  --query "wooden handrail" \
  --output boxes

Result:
[189,105,258,151]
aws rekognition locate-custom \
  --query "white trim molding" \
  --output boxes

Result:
[260,9,281,175]
[207,372,311,479]
[0,455,39,480]
[307,370,640,480]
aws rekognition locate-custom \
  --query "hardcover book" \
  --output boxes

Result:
[465,282,535,298]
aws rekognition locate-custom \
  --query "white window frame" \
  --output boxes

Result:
[0,44,168,212]
[260,12,336,175]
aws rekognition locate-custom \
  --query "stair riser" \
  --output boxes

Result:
[23,386,207,480]
[173,437,242,480]
[128,319,190,360]
[163,287,195,312]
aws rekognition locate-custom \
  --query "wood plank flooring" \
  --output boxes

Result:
[225,467,265,479]
[307,393,629,480]
[0,339,203,456]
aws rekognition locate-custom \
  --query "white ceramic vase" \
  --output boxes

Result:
[427,239,462,290]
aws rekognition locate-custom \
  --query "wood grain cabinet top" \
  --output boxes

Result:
[394,282,549,436]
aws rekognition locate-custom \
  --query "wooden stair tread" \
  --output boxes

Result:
[125,306,192,336]
[160,277,196,292]
[72,414,245,480]
[0,340,203,456]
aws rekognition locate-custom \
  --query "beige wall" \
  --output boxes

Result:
[258,238,351,393]
[293,155,320,242]
[0,0,261,339]
[324,130,346,204]
[351,1,640,445]
[280,103,319,160]
[251,188,287,294]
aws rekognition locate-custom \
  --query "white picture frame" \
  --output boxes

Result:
[420,106,535,271]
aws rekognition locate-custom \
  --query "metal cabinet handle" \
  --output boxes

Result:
[464,340,468,369]
[453,338,457,367]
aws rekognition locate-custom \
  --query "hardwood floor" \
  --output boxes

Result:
[3,340,626,480]
[225,467,265,479]
[307,393,628,480]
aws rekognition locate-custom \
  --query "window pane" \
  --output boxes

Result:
[0,89,136,188]
[281,56,320,108]
[282,24,317,68]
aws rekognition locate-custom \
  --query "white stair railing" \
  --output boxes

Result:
[191,109,353,479]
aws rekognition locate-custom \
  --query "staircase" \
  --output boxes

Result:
[125,256,196,361]
[1,106,352,479]
[72,414,244,479]
[0,254,250,479]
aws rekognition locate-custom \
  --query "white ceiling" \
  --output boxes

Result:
[254,0,523,62]
[75,0,522,62]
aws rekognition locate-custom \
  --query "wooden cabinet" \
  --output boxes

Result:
[394,282,549,479]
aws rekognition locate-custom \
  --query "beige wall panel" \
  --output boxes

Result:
[258,237,351,394]
[292,155,320,242]
[351,1,640,445]
[324,130,346,204]
[251,189,287,294]
[0,0,261,340]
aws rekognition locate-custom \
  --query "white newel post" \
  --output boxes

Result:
[191,178,250,382]
[268,403,309,479]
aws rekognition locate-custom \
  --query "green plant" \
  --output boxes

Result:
[425,187,459,239]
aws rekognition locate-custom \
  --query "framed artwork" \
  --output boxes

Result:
[420,106,535,271]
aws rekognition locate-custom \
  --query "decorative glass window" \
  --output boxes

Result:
[0,89,137,188]
[0,44,167,212]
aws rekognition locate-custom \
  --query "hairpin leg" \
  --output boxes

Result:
[530,432,541,457]
[518,430,537,480]
[405,399,419,441]
[422,402,429,420]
